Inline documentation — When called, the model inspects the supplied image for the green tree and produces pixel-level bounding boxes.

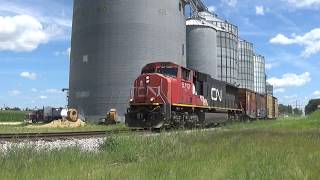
[279,104,294,116]
[293,108,303,116]
[305,99,320,115]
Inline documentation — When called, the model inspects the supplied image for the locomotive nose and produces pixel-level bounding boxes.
[132,74,168,104]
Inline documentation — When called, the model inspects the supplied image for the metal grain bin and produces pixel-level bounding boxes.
[266,83,273,96]
[69,0,187,121]
[186,19,218,79]
[254,54,266,94]
[198,12,239,85]
[238,40,254,91]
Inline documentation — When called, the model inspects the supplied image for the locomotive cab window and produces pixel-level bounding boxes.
[194,79,204,96]
[181,68,190,81]
[141,68,156,74]
[156,67,178,77]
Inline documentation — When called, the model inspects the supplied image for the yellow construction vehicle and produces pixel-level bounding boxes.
[99,109,118,125]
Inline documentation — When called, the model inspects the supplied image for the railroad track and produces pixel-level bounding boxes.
[0,129,148,141]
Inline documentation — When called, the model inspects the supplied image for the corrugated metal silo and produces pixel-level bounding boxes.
[199,12,239,85]
[266,82,273,96]
[186,19,218,79]
[69,0,187,121]
[238,40,254,90]
[254,54,266,94]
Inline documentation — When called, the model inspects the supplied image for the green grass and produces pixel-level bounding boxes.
[0,110,27,122]
[1,111,320,180]
[225,111,320,131]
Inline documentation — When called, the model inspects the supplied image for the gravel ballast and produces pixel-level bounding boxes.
[0,138,106,154]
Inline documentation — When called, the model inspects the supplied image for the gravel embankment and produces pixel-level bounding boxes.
[0,128,225,154]
[0,138,106,154]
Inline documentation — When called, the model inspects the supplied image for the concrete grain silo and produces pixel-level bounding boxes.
[186,18,218,79]
[238,40,254,90]
[69,0,187,121]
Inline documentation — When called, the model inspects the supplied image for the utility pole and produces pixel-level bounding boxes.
[292,100,304,116]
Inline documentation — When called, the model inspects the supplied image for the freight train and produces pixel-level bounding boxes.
[125,62,278,129]
[26,107,63,123]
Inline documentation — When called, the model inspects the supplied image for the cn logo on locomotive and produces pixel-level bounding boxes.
[211,88,223,102]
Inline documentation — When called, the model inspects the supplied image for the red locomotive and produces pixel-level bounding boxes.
[125,62,243,129]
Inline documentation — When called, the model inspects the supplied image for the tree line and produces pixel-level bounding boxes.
[278,104,303,116]
[305,98,320,115]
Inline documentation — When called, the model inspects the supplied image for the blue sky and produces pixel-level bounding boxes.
[0,0,319,109]
[205,0,320,109]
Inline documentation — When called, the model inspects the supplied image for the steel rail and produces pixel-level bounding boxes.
[0,129,148,141]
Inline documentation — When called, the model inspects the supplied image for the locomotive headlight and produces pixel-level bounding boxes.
[146,76,150,84]
[129,98,133,102]
[150,97,155,102]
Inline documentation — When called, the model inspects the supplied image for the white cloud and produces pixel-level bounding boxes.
[66,47,71,57]
[287,0,320,8]
[222,0,237,7]
[8,90,21,96]
[54,47,71,57]
[267,72,311,88]
[31,88,38,93]
[270,28,320,58]
[46,89,62,94]
[208,6,216,12]
[265,62,279,70]
[285,94,298,99]
[274,88,286,93]
[313,90,320,98]
[0,15,48,52]
[0,2,72,27]
[39,96,48,99]
[255,5,265,15]
[270,34,297,45]
[0,1,72,47]
[20,71,37,80]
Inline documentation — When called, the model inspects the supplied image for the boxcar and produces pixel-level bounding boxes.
[266,95,273,119]
[239,89,257,119]
[266,95,279,119]
[256,93,267,119]
[274,97,279,118]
